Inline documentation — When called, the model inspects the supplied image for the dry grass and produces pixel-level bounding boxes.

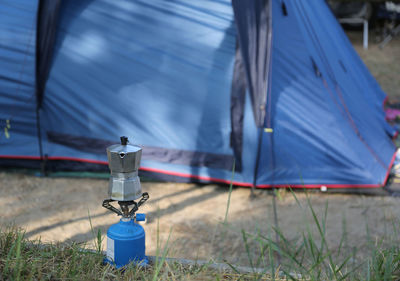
[349,30,400,99]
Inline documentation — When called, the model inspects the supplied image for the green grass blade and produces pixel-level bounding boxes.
[152,228,173,281]
[13,233,23,281]
[223,159,235,225]
[241,229,255,272]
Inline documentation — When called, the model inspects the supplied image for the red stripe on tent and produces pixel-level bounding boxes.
[256,184,380,189]
[383,96,388,109]
[0,155,253,187]
[138,166,254,187]
[0,154,396,189]
[259,150,397,189]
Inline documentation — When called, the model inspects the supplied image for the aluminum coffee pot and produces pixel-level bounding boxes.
[107,136,142,201]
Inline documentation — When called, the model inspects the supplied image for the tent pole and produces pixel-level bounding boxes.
[35,103,45,176]
[266,128,281,265]
[251,127,264,196]
[271,186,280,262]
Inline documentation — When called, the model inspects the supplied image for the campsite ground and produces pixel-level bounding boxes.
[1,31,400,267]
[349,31,400,98]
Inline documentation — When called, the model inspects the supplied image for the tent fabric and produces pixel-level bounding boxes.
[35,0,62,108]
[256,0,395,187]
[0,0,39,157]
[229,43,246,172]
[0,0,396,189]
[47,131,235,171]
[231,0,271,128]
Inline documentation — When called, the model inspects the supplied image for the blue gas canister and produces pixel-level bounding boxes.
[105,214,147,268]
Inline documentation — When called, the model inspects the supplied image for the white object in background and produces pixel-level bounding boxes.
[363,20,368,50]
[320,185,327,192]
[386,2,400,13]
[338,18,369,49]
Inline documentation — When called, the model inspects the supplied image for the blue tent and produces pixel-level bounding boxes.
[0,0,396,189]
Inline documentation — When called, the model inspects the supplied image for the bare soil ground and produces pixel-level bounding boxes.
[1,172,400,266]
[0,31,399,266]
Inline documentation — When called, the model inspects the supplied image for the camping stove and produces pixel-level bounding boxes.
[102,136,149,267]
